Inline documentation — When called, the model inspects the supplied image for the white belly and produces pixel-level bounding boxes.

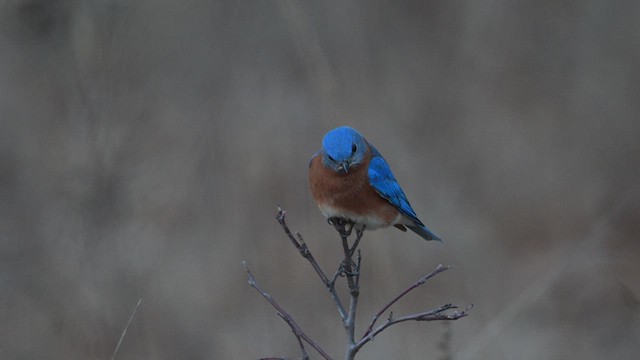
[318,204,400,230]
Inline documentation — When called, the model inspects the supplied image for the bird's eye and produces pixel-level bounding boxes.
[351,143,357,154]
[327,155,336,162]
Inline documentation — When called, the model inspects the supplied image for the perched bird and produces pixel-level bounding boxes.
[309,126,441,241]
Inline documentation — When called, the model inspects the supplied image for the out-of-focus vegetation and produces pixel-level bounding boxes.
[1,1,638,359]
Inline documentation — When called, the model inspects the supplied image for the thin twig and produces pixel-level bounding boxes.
[110,298,143,360]
[354,250,361,288]
[340,234,357,293]
[362,264,451,339]
[277,207,347,321]
[348,229,364,258]
[330,219,361,360]
[277,313,310,360]
[243,261,334,360]
[355,304,472,352]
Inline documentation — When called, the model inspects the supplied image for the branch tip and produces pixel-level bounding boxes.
[244,255,333,360]
[296,232,305,244]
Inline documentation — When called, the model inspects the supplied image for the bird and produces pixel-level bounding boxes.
[308,126,441,241]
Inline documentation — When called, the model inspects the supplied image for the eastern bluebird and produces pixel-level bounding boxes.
[309,126,441,241]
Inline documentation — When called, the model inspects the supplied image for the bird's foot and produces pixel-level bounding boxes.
[338,258,359,277]
[328,217,355,237]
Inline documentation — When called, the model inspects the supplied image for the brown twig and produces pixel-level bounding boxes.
[330,219,363,360]
[362,264,451,339]
[244,261,333,360]
[277,207,347,321]
[348,229,364,258]
[355,304,473,352]
[277,312,310,360]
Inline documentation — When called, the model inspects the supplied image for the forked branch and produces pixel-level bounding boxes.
[362,264,452,339]
[243,261,333,360]
[247,207,471,360]
[277,207,347,321]
[355,304,472,352]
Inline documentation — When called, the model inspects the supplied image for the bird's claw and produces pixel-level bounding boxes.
[338,258,359,277]
[328,217,355,237]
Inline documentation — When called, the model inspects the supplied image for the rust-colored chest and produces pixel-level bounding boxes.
[308,152,398,222]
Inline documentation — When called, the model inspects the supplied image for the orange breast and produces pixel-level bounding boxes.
[308,149,400,226]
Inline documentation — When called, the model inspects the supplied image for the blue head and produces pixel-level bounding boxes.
[321,126,368,174]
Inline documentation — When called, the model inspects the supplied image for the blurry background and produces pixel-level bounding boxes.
[1,1,639,359]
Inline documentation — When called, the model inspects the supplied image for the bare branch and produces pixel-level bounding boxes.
[277,312,310,360]
[329,218,363,360]
[354,250,361,288]
[277,207,347,321]
[250,209,471,360]
[355,304,473,351]
[362,264,452,339]
[243,261,334,360]
[340,232,358,294]
[349,229,364,258]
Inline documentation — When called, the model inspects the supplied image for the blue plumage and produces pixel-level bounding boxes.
[310,126,441,242]
[367,152,441,241]
[367,156,419,222]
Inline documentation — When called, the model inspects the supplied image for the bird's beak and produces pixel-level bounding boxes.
[337,161,349,174]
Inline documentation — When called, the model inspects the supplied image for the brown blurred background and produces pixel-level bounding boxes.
[1,1,639,359]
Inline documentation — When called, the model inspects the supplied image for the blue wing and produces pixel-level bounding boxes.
[368,152,441,241]
[367,155,421,224]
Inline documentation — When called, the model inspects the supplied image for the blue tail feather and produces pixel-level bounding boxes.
[407,224,442,242]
